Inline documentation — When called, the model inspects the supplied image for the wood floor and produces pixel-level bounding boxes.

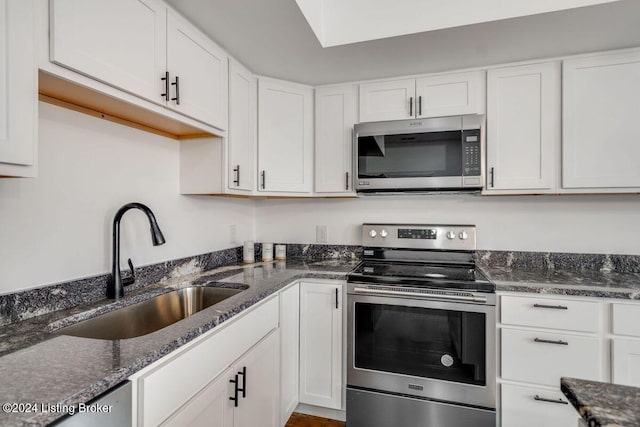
[285,412,346,427]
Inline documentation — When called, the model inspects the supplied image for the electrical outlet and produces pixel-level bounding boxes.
[229,224,237,244]
[316,225,328,243]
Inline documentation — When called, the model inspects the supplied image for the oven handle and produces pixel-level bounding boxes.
[352,287,487,303]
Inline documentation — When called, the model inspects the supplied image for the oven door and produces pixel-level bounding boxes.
[347,289,496,409]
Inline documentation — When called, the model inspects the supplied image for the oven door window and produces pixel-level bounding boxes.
[354,303,486,386]
[357,131,462,179]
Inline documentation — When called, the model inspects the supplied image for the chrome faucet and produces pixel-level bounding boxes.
[107,203,166,299]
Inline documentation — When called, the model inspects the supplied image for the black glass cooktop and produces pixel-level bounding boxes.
[348,261,495,293]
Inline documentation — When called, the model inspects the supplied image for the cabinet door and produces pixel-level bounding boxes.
[486,63,559,192]
[228,60,256,192]
[563,50,640,189]
[0,0,36,177]
[501,384,579,427]
[50,0,166,105]
[279,284,300,426]
[299,282,343,409]
[359,79,415,122]
[161,366,234,427]
[258,78,313,193]
[167,11,228,130]
[612,339,640,387]
[315,85,357,193]
[233,331,279,427]
[416,71,484,118]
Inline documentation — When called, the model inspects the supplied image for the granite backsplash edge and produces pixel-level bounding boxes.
[2,246,639,327]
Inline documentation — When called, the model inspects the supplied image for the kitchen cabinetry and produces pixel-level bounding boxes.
[485,62,560,194]
[299,281,343,410]
[134,296,278,427]
[227,60,256,193]
[315,85,357,194]
[358,71,484,122]
[50,0,228,130]
[498,293,601,426]
[258,78,313,194]
[0,0,37,178]
[611,302,640,387]
[279,283,300,425]
[562,50,640,191]
[163,331,279,427]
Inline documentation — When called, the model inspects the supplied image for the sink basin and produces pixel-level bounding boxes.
[56,286,243,340]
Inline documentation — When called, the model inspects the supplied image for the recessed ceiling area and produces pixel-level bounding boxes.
[294,0,622,47]
[165,0,640,85]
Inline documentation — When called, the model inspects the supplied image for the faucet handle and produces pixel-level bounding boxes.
[123,258,136,286]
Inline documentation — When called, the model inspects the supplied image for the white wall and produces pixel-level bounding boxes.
[254,195,640,255]
[0,103,255,294]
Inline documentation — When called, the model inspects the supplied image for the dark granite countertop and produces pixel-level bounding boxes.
[0,259,358,427]
[561,377,640,426]
[483,266,640,299]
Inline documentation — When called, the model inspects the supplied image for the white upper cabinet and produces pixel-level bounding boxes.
[359,71,484,122]
[166,10,228,129]
[257,78,313,194]
[227,60,256,193]
[415,71,484,118]
[50,0,166,105]
[359,78,415,122]
[485,62,560,193]
[50,0,228,130]
[0,0,37,178]
[563,50,640,190]
[315,85,357,194]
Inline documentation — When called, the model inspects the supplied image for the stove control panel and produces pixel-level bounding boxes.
[362,224,476,250]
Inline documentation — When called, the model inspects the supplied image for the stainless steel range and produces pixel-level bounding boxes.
[346,224,496,427]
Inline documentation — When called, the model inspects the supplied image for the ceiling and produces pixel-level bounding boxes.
[165,0,640,85]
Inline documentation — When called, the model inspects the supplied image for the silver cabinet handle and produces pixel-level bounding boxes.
[345,172,349,190]
[233,165,240,186]
[533,303,568,310]
[534,395,568,405]
[418,95,422,116]
[409,96,413,116]
[534,337,568,345]
[261,170,265,189]
[335,288,339,309]
[161,71,170,101]
[490,167,495,187]
[171,76,180,105]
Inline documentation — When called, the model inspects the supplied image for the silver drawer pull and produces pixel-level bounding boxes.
[534,395,568,405]
[534,337,568,346]
[533,303,568,310]
[353,287,486,303]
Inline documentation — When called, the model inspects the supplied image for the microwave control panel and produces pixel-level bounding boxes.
[462,129,481,176]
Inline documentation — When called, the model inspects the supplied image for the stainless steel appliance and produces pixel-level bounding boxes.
[346,224,496,427]
[354,115,485,193]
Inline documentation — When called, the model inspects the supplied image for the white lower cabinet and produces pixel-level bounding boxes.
[135,296,279,427]
[299,281,343,410]
[498,293,601,426]
[279,283,300,425]
[501,384,578,427]
[612,339,640,387]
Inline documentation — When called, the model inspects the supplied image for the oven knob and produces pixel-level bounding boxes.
[380,229,388,238]
[368,229,377,238]
[459,231,468,240]
[446,231,456,239]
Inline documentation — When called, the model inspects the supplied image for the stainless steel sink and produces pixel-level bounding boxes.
[56,286,244,340]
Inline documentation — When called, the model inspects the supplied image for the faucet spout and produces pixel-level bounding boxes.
[107,203,166,299]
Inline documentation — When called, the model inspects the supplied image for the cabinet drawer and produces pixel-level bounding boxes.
[139,296,279,427]
[501,328,601,386]
[501,383,579,427]
[501,295,600,332]
[612,303,640,337]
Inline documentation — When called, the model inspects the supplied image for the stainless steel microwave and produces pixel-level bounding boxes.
[354,115,485,193]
